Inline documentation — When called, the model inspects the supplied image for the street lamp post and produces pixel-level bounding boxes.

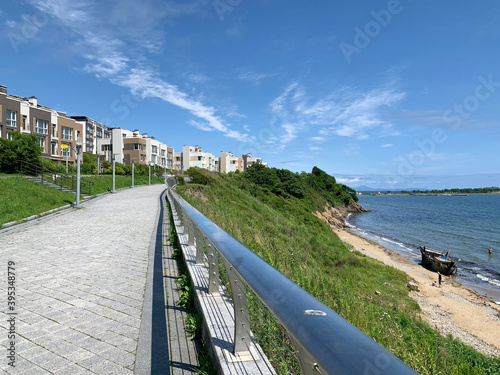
[132,160,135,188]
[112,155,116,193]
[75,145,82,208]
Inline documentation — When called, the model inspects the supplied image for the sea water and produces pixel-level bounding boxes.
[347,194,500,303]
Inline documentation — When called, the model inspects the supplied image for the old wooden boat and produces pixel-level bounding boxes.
[419,246,457,275]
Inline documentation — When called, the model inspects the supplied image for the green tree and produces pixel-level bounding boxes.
[0,132,41,173]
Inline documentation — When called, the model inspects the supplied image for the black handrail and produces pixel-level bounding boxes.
[18,160,94,196]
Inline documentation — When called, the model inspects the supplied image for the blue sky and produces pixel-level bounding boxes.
[1,0,500,189]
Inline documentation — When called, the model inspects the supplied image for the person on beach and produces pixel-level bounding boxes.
[438,272,442,287]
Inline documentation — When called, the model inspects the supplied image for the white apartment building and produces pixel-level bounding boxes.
[182,145,217,171]
[220,152,243,173]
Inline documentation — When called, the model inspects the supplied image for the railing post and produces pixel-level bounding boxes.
[195,228,204,265]
[223,260,252,356]
[207,242,219,295]
[187,217,195,246]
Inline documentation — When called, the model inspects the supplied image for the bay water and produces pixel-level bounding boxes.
[347,194,500,303]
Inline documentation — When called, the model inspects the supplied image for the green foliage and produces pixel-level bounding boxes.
[82,153,96,164]
[0,176,74,225]
[415,187,500,195]
[176,170,500,374]
[0,132,41,173]
[186,167,216,185]
[185,311,203,339]
[196,346,218,375]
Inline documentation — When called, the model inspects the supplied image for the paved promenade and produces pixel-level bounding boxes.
[0,185,190,374]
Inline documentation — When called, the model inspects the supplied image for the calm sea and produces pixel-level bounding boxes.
[347,194,500,304]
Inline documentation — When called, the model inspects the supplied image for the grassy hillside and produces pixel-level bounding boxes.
[0,174,165,226]
[0,176,75,226]
[177,167,500,375]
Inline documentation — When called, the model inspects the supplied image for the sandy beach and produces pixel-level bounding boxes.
[334,227,500,357]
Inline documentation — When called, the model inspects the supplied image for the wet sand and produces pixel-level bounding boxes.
[334,227,500,357]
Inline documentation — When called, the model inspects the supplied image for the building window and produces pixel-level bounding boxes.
[152,145,158,154]
[122,133,126,137]
[61,126,72,140]
[37,136,45,151]
[51,142,57,155]
[134,143,141,150]
[22,115,27,130]
[6,110,17,127]
[152,155,157,164]
[140,154,145,161]
[61,143,71,157]
[161,150,165,157]
[103,144,112,151]
[168,152,172,159]
[35,119,48,134]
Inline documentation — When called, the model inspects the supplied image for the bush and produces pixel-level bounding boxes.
[186,167,216,185]
[0,132,41,173]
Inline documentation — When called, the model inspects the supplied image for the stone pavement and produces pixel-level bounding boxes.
[0,185,195,374]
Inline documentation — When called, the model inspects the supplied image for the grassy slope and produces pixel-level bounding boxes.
[0,174,165,226]
[177,173,500,375]
[84,174,165,195]
[0,176,75,225]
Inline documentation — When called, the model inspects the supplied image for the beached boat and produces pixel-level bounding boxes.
[419,246,457,275]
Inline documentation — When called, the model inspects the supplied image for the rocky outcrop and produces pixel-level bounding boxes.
[314,203,370,229]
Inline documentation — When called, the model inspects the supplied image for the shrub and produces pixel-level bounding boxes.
[0,132,41,173]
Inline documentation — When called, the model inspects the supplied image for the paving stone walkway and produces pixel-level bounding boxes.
[0,185,173,374]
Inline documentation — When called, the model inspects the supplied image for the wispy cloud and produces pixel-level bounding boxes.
[187,73,211,84]
[238,70,277,85]
[27,0,250,141]
[268,79,406,150]
[382,143,393,148]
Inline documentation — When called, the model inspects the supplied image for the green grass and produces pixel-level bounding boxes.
[0,173,166,226]
[84,174,165,195]
[176,172,500,375]
[0,176,75,226]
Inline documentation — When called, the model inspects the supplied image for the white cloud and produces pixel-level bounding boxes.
[239,70,277,85]
[187,73,211,83]
[309,136,326,142]
[268,79,406,150]
[382,144,393,148]
[336,177,360,185]
[27,0,250,142]
[309,146,323,152]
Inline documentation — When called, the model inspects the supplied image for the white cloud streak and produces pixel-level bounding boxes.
[268,80,406,150]
[27,0,249,141]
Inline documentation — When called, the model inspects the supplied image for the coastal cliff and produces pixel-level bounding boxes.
[314,203,370,229]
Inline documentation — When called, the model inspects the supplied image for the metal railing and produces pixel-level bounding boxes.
[19,160,94,196]
[166,178,419,375]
